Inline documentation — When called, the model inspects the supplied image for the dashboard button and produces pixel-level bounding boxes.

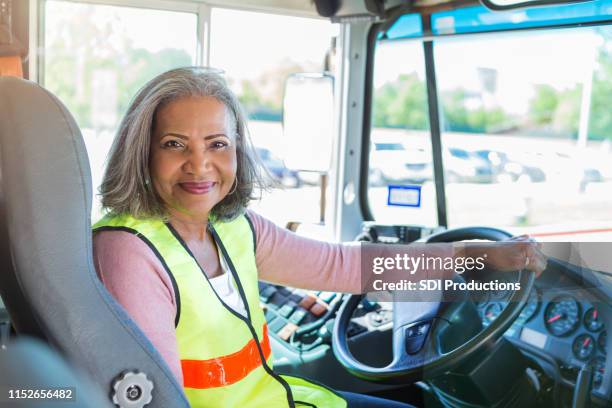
[265,309,277,321]
[278,302,296,318]
[309,303,327,317]
[289,309,308,325]
[277,323,299,341]
[405,322,430,355]
[298,294,317,309]
[259,285,277,303]
[319,292,336,303]
[269,318,288,333]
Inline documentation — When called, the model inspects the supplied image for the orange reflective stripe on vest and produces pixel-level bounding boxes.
[181,324,271,389]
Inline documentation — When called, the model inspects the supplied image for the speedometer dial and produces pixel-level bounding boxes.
[544,296,580,337]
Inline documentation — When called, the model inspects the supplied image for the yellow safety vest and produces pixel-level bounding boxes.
[94,213,347,408]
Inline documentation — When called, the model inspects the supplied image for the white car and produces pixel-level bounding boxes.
[369,142,432,185]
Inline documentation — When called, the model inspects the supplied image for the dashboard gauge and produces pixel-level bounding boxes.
[572,334,596,361]
[599,331,607,354]
[593,357,605,387]
[516,289,540,324]
[584,307,604,332]
[544,296,581,337]
[484,303,503,325]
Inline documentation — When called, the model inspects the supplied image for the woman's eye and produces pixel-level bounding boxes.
[211,140,229,149]
[163,140,184,149]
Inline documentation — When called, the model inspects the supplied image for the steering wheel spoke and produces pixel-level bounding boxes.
[389,318,444,373]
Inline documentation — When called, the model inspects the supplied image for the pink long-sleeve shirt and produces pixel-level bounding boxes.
[93,210,362,385]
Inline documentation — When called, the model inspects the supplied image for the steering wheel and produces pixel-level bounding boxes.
[332,227,535,384]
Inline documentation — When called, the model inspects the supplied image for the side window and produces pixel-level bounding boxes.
[434,27,612,236]
[209,8,337,227]
[368,38,438,225]
[43,0,198,219]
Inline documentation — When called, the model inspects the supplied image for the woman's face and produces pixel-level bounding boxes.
[150,96,237,221]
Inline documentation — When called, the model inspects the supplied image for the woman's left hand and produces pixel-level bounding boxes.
[477,235,548,277]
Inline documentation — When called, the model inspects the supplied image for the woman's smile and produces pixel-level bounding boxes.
[179,181,217,195]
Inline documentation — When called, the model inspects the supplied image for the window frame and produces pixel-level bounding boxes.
[362,4,612,228]
[361,22,448,227]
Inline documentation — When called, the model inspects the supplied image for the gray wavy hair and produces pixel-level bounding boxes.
[99,67,269,221]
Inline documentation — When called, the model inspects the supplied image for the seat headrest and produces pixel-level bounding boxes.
[0,77,188,407]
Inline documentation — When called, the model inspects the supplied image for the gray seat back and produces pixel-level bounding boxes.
[0,77,189,408]
[0,336,107,407]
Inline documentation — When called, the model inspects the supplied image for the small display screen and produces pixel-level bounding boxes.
[520,327,548,349]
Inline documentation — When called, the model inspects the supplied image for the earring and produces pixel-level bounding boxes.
[228,178,238,195]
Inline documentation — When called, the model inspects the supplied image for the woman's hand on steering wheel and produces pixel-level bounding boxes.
[463,235,548,277]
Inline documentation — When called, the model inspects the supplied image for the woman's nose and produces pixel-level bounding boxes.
[183,149,210,175]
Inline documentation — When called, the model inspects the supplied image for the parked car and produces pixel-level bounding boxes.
[474,149,546,183]
[369,142,432,185]
[444,147,494,183]
[255,147,302,187]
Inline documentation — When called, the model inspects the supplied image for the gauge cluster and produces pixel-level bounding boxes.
[474,283,608,391]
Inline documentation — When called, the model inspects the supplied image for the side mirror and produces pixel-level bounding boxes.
[282,73,334,172]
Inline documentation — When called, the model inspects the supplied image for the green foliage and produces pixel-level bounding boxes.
[588,30,612,140]
[524,28,612,141]
[237,60,308,121]
[44,6,192,131]
[554,85,582,137]
[117,48,192,114]
[440,88,510,133]
[373,73,429,130]
[529,84,559,125]
[527,83,582,137]
[373,73,512,133]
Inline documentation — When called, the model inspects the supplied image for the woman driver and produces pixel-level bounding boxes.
[92,67,546,408]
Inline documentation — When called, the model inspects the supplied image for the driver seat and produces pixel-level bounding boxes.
[0,77,189,407]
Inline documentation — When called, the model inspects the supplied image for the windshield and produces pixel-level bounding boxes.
[367,14,612,241]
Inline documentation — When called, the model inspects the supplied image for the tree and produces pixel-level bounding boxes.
[372,73,429,130]
[44,4,192,131]
[588,28,612,141]
[527,84,582,138]
[440,88,510,133]
[118,48,192,114]
[236,59,316,121]
[529,84,559,125]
